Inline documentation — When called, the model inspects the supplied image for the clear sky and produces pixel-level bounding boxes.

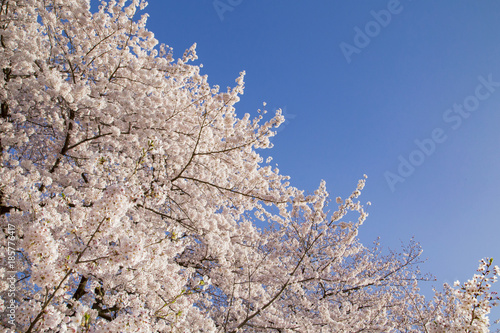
[142,0,500,324]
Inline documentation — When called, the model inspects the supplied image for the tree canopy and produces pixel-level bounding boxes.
[0,1,498,332]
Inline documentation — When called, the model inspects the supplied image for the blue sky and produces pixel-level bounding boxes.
[143,0,500,323]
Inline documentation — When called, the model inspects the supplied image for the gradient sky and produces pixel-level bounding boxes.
[141,0,500,324]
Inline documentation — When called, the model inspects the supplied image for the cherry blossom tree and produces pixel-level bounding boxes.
[0,0,498,332]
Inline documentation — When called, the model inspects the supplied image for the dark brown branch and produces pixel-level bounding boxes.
[180,176,287,204]
[66,132,112,151]
[71,276,88,302]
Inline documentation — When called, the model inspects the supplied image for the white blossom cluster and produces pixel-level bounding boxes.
[0,0,498,332]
